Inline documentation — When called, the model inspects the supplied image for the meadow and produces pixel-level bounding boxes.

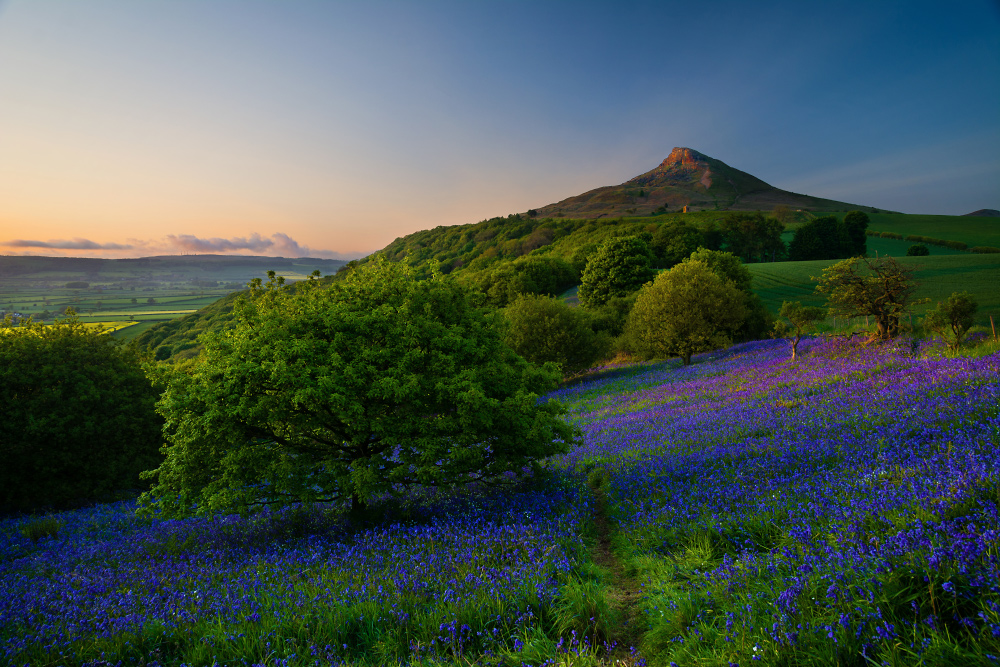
[3,333,999,666]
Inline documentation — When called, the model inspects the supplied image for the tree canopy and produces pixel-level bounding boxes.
[624,259,746,365]
[789,211,868,261]
[502,294,610,377]
[815,255,919,340]
[141,260,577,518]
[0,315,163,513]
[577,236,655,308]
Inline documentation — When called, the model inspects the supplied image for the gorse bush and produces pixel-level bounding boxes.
[0,315,163,513]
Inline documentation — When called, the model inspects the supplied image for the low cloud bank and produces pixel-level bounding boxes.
[2,233,363,260]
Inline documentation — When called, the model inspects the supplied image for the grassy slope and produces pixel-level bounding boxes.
[749,254,1000,325]
[5,338,999,666]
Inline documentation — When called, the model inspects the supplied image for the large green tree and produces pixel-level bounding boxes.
[141,260,577,518]
[624,260,746,365]
[0,315,163,513]
[687,247,773,341]
[577,236,655,308]
[502,294,611,376]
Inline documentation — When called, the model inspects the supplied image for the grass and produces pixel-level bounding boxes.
[748,253,1000,325]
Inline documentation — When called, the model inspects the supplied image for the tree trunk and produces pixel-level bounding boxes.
[349,492,368,520]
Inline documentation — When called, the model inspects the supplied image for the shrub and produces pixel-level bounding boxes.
[503,295,611,376]
[0,316,163,513]
[971,246,1000,254]
[907,243,930,256]
[923,291,978,353]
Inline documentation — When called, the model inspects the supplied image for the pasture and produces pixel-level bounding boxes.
[3,335,998,666]
[748,253,1000,326]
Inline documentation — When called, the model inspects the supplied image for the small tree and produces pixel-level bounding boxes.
[773,301,826,360]
[0,315,163,512]
[624,260,746,365]
[141,260,577,518]
[503,295,611,376]
[906,244,930,256]
[578,236,654,308]
[922,291,978,352]
[814,255,919,340]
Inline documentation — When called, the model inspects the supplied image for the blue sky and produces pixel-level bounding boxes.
[1,0,997,258]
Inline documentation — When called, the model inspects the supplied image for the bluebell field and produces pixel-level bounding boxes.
[2,337,999,666]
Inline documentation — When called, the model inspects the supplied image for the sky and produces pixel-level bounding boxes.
[1,1,998,260]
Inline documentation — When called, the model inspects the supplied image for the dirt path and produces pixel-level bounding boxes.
[588,479,647,666]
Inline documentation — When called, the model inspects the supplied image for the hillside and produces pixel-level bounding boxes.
[4,338,998,665]
[533,147,879,218]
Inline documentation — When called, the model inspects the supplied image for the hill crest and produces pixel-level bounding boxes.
[533,148,876,218]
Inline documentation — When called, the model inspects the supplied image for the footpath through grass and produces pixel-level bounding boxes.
[551,336,1000,666]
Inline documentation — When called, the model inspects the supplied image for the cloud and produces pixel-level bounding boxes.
[165,233,275,253]
[6,238,134,250]
[1,232,365,260]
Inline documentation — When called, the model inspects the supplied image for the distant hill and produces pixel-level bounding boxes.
[0,254,348,285]
[963,209,1000,217]
[533,147,878,218]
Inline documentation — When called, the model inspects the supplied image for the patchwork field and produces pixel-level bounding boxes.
[3,336,998,666]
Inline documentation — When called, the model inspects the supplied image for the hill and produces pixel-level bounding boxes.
[533,147,879,218]
[4,338,998,665]
[964,209,1000,217]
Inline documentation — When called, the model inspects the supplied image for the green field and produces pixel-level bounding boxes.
[749,253,1000,326]
[0,255,348,337]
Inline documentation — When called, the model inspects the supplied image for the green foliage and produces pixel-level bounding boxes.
[923,291,978,352]
[842,210,870,255]
[141,260,578,518]
[0,316,163,513]
[578,237,655,308]
[815,255,920,340]
[686,248,772,342]
[789,210,868,261]
[18,515,64,541]
[687,247,752,293]
[502,295,611,377]
[649,220,705,268]
[471,256,577,307]
[907,243,930,256]
[624,260,746,365]
[721,212,785,263]
[774,301,827,360]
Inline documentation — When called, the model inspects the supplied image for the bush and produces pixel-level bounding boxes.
[907,243,930,256]
[0,316,163,513]
[971,246,1000,254]
[502,295,611,376]
[923,291,978,353]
